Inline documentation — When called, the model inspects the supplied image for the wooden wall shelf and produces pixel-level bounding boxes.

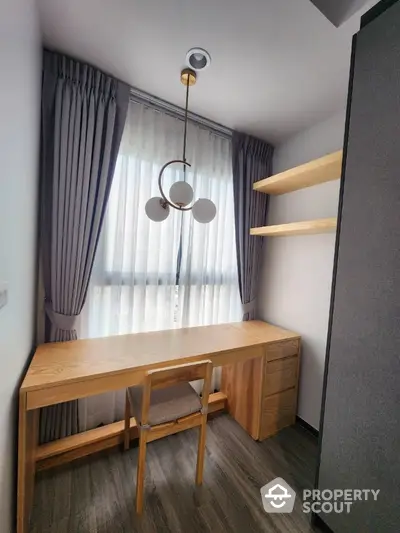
[250,218,337,237]
[254,150,343,195]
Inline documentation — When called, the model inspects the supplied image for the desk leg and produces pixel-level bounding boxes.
[17,392,38,533]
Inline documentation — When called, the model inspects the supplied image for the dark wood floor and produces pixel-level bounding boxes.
[30,415,323,533]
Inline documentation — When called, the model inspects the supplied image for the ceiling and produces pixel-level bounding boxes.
[37,0,377,144]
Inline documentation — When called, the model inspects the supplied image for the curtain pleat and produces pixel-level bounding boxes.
[77,101,241,431]
[232,131,274,321]
[39,50,129,443]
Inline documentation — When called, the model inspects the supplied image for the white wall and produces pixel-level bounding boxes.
[0,0,40,531]
[258,110,345,430]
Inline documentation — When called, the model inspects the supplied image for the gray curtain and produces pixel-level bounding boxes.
[232,131,274,321]
[39,50,129,442]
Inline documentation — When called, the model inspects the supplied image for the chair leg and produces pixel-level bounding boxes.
[136,430,147,514]
[195,416,207,485]
[124,391,131,451]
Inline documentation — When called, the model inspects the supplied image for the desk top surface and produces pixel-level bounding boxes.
[21,321,299,392]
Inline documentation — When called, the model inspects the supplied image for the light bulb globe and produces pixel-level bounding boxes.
[192,198,217,223]
[169,181,194,207]
[145,197,170,222]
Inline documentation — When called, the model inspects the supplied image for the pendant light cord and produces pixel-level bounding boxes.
[182,76,190,180]
[176,75,190,286]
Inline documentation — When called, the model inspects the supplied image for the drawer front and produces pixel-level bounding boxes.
[264,356,298,397]
[259,388,297,440]
[265,340,299,362]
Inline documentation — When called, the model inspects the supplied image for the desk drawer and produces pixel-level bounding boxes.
[265,340,299,362]
[264,356,298,397]
[259,388,297,440]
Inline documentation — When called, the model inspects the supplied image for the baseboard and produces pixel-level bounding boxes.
[296,416,319,438]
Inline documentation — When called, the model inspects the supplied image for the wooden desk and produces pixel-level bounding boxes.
[17,320,300,533]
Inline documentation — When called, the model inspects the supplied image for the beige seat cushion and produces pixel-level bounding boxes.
[127,382,202,427]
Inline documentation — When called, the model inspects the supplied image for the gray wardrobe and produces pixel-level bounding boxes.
[316,1,400,532]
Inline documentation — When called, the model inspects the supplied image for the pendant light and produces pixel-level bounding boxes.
[145,68,217,224]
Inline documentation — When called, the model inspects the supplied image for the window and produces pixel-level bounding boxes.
[80,100,241,339]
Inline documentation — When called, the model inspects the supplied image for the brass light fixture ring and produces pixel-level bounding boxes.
[158,159,193,211]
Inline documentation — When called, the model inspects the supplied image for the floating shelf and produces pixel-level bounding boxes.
[254,150,343,195]
[250,218,337,237]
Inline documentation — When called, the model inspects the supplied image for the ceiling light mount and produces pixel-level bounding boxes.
[180,68,197,86]
[186,48,211,71]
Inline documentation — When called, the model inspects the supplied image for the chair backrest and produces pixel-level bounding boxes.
[140,360,213,426]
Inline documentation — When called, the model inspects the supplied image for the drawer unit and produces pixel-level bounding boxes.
[259,388,297,440]
[221,339,300,440]
[263,355,298,397]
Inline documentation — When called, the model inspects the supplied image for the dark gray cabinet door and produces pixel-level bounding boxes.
[317,2,400,532]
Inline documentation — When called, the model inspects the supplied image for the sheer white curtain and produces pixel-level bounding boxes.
[78,101,241,431]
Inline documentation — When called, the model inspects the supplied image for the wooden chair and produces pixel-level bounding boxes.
[124,360,213,514]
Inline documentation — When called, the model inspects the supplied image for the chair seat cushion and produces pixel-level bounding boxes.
[127,382,202,427]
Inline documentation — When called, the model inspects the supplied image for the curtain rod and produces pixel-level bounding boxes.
[42,47,232,138]
[129,86,233,140]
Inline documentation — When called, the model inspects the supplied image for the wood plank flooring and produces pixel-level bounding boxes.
[30,415,322,533]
